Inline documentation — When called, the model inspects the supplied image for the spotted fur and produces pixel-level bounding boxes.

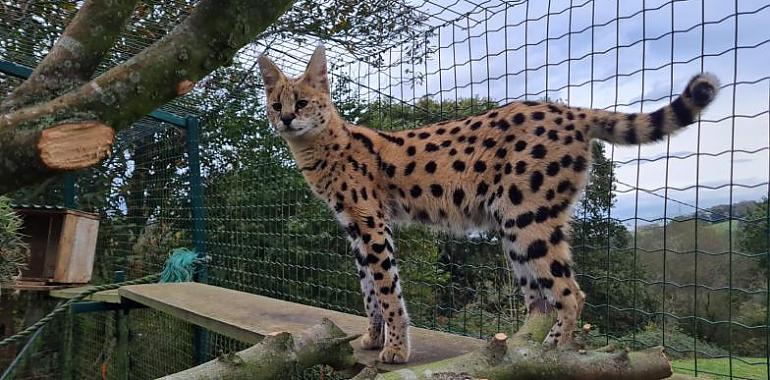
[258,45,719,364]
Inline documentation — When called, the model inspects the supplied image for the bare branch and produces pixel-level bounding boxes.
[0,0,140,112]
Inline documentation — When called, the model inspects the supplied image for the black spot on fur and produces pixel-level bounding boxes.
[453,189,465,206]
[527,240,548,260]
[453,160,466,172]
[512,113,526,125]
[517,212,534,228]
[550,260,568,277]
[538,277,554,289]
[508,185,523,205]
[352,132,375,154]
[531,144,547,159]
[425,161,437,173]
[430,184,444,197]
[557,180,572,193]
[550,227,564,244]
[535,126,546,136]
[404,162,416,176]
[474,161,487,173]
[410,185,422,198]
[496,148,507,158]
[477,182,489,196]
[546,161,560,176]
[514,141,527,151]
[425,143,439,152]
[483,138,496,148]
[381,257,392,271]
[418,132,430,139]
[547,130,559,141]
[560,154,573,168]
[406,146,416,156]
[378,132,405,145]
[532,111,545,120]
[515,161,527,175]
[530,171,544,192]
[471,121,483,130]
[573,156,587,172]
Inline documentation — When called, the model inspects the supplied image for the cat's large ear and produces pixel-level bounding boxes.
[258,54,285,94]
[301,44,330,93]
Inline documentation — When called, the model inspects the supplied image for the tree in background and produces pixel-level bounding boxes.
[739,197,769,274]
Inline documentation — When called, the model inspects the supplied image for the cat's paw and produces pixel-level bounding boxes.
[360,328,384,350]
[379,344,410,364]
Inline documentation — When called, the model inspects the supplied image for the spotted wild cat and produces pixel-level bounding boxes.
[257,45,719,364]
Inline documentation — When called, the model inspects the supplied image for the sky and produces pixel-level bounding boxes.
[265,0,770,224]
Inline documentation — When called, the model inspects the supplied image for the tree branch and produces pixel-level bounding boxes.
[0,0,140,112]
[0,0,293,194]
[158,318,359,380]
[354,309,676,380]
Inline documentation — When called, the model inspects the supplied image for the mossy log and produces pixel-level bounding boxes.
[156,318,360,380]
[353,309,684,380]
[0,0,293,194]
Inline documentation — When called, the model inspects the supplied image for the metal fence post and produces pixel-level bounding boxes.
[62,174,76,208]
[185,116,208,364]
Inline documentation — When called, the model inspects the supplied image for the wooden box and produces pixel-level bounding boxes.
[14,206,100,284]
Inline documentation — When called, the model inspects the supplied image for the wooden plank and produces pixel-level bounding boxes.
[119,282,484,370]
[2,281,72,291]
[50,286,121,303]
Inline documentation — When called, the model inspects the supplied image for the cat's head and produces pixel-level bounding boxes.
[258,45,334,138]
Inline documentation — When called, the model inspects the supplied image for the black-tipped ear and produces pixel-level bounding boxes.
[301,44,329,93]
[258,54,285,93]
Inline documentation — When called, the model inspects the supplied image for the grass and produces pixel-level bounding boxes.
[673,357,768,379]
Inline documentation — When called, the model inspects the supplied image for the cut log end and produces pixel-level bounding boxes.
[176,80,196,95]
[37,122,115,170]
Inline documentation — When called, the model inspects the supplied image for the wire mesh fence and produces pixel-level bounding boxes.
[1,0,769,379]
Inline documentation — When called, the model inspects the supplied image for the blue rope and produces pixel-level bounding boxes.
[160,248,206,283]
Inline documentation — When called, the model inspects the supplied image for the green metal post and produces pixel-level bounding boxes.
[63,174,76,208]
[185,117,208,364]
[113,271,129,380]
[61,302,74,380]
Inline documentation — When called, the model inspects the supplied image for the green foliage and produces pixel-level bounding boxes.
[673,357,768,380]
[0,196,28,292]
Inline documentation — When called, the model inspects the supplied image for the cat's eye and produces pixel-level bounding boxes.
[296,100,309,109]
[272,103,282,111]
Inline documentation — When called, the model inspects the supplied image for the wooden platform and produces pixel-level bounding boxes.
[119,282,483,370]
[3,280,77,291]
[50,286,121,303]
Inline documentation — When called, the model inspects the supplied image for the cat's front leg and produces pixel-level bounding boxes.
[346,217,410,364]
[353,258,385,349]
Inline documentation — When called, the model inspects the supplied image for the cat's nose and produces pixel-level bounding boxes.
[281,114,295,126]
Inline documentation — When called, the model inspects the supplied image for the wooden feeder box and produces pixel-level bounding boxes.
[13,205,100,284]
